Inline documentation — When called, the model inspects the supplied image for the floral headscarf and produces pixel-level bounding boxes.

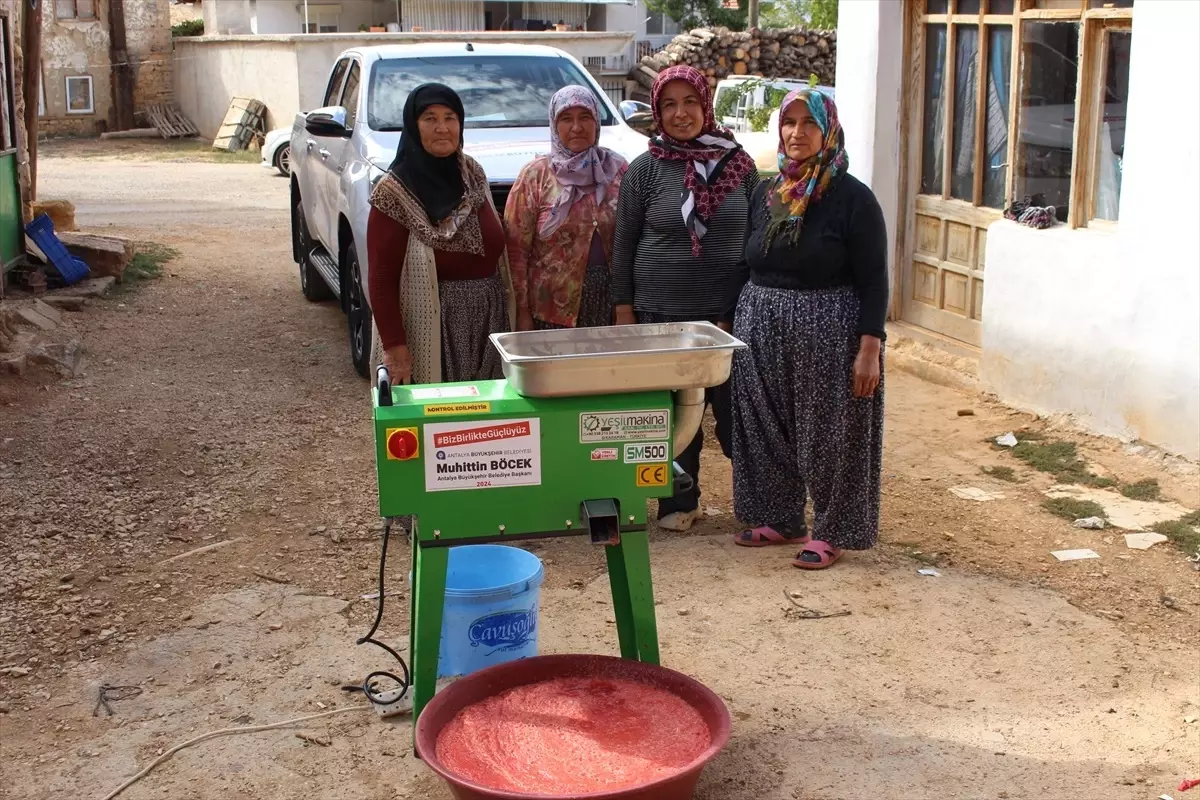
[765,88,849,249]
[648,65,756,257]
[540,86,627,237]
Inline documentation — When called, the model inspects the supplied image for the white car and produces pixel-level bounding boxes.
[261,127,292,176]
[289,42,650,377]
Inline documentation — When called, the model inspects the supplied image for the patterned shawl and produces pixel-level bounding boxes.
[648,65,756,257]
[369,155,491,255]
[765,88,849,250]
[541,85,627,237]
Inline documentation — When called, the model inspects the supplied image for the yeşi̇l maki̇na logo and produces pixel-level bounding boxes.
[468,608,537,654]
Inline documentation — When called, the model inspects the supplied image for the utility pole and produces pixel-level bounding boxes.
[747,0,759,30]
[22,0,42,200]
[108,0,135,131]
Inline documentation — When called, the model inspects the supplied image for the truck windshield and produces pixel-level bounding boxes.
[367,55,615,130]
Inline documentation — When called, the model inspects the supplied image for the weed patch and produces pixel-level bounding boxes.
[1043,497,1107,521]
[1010,439,1114,487]
[1151,513,1200,554]
[982,465,1018,482]
[117,242,179,293]
[1119,478,1162,501]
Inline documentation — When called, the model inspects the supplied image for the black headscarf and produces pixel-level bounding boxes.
[389,83,466,223]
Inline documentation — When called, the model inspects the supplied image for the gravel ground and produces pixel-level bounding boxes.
[0,146,1196,800]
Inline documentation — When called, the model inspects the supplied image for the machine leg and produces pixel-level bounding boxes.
[410,541,449,729]
[606,531,660,665]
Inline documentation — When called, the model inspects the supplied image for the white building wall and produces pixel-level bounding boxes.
[980,0,1200,459]
[836,0,1200,459]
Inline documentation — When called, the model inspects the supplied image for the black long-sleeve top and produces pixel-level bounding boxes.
[611,152,759,321]
[731,174,890,339]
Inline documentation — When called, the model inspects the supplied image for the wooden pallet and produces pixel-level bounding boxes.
[145,104,199,139]
[212,97,266,152]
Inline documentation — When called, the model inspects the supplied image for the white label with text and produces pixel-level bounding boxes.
[579,409,670,443]
[423,417,541,492]
[590,448,619,461]
[410,385,481,401]
[623,442,669,463]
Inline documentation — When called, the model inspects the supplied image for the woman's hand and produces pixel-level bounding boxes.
[614,305,636,326]
[852,335,881,398]
[516,310,534,332]
[383,345,413,385]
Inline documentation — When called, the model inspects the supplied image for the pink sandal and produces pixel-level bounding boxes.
[792,541,843,570]
[734,525,811,548]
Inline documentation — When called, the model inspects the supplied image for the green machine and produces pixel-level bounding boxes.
[370,322,745,726]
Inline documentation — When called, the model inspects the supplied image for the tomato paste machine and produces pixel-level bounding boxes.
[370,322,745,728]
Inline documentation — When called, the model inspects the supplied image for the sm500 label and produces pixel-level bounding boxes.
[624,441,668,463]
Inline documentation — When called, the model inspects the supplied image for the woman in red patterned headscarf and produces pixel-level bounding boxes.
[610,65,759,533]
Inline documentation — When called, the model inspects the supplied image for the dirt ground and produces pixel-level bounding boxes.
[1,145,1197,800]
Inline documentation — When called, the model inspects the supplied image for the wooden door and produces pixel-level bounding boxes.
[901,0,1016,347]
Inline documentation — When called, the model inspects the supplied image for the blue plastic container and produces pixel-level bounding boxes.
[25,214,90,286]
[428,545,545,679]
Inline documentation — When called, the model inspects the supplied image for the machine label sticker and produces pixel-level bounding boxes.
[623,442,668,464]
[424,401,491,416]
[579,409,670,443]
[590,447,619,461]
[423,417,541,492]
[635,463,670,488]
[468,607,538,655]
[410,385,481,401]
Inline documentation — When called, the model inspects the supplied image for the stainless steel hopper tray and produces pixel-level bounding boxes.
[489,322,746,398]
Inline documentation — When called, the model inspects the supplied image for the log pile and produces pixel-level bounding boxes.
[630,27,836,93]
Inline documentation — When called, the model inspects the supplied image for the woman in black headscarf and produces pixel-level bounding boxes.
[367,83,514,385]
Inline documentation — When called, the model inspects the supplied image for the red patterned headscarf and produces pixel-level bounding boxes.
[648,65,756,257]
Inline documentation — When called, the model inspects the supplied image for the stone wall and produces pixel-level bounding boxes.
[126,0,173,111]
[40,0,172,137]
[630,26,837,93]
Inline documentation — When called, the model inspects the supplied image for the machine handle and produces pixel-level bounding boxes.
[671,461,694,495]
[376,365,393,406]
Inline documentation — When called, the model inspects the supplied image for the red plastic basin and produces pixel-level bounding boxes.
[414,654,732,800]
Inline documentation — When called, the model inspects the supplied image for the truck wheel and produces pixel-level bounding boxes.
[295,197,332,302]
[345,242,373,379]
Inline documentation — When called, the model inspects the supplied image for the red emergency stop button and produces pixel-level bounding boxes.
[386,428,419,461]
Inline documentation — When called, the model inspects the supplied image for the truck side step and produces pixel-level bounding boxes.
[308,247,341,299]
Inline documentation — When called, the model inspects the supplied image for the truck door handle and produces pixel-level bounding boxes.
[306,139,316,152]
[319,149,330,160]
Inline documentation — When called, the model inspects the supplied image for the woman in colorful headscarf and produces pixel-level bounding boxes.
[728,88,888,569]
[611,65,759,533]
[366,83,514,386]
[504,85,628,330]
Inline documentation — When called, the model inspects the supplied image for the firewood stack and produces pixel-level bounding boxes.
[630,27,837,93]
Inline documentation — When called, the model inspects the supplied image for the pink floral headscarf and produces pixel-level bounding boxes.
[541,85,627,237]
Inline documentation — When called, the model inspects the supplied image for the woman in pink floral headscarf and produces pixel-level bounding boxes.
[504,85,628,330]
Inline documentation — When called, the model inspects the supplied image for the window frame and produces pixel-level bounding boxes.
[340,59,362,129]
[914,0,1134,228]
[55,0,97,20]
[64,74,94,115]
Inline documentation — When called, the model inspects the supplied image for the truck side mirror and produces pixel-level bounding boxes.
[305,106,352,138]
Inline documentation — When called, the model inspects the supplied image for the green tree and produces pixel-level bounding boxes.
[761,0,837,29]
[646,0,749,31]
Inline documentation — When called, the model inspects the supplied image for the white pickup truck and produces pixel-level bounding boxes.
[289,42,650,377]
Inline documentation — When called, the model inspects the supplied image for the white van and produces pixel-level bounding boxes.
[713,76,835,133]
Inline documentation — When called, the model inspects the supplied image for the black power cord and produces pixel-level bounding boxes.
[342,517,410,707]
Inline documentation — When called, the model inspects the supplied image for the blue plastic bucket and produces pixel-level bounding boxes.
[427,545,544,679]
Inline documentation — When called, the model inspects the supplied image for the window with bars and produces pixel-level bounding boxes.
[55,0,96,20]
[916,0,1133,225]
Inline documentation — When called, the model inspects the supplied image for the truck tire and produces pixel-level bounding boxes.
[295,196,333,302]
[344,242,373,379]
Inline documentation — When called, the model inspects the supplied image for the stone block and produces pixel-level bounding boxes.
[58,232,134,279]
[41,296,86,312]
[56,276,117,298]
[31,200,76,233]
[0,353,26,376]
[31,299,63,326]
[14,307,57,332]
